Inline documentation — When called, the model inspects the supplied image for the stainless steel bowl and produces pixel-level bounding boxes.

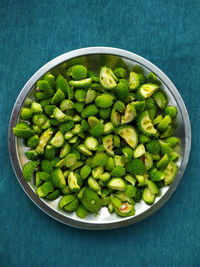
[8,47,191,230]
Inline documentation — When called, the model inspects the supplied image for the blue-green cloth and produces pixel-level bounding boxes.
[1,0,199,266]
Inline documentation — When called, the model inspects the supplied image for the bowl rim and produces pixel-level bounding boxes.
[8,47,191,230]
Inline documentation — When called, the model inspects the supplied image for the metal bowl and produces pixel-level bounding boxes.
[8,47,191,230]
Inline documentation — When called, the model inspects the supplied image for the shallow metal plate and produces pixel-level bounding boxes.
[8,47,191,230]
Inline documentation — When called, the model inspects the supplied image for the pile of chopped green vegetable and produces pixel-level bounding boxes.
[13,64,180,218]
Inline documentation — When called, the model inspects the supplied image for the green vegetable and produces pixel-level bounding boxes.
[129,72,140,90]
[76,204,88,218]
[56,75,69,96]
[45,189,60,201]
[35,80,54,100]
[78,144,92,156]
[27,135,39,149]
[114,155,125,167]
[88,177,101,194]
[80,165,91,179]
[105,157,115,171]
[146,140,160,154]
[138,83,159,99]
[135,175,148,186]
[153,115,163,125]
[147,72,161,85]
[85,89,96,104]
[144,152,153,170]
[51,88,65,105]
[59,121,74,133]
[107,178,126,191]
[126,159,146,175]
[118,126,138,149]
[24,98,32,107]
[139,134,151,144]
[99,108,111,120]
[121,104,137,124]
[103,122,114,135]
[36,128,53,154]
[125,185,137,198]
[165,137,180,147]
[20,108,33,120]
[138,111,157,136]
[82,104,98,118]
[53,107,65,121]
[68,172,80,192]
[81,187,101,213]
[159,140,173,155]
[163,106,177,119]
[100,66,117,89]
[22,161,39,181]
[132,101,146,113]
[32,114,47,126]
[95,93,114,108]
[36,181,54,198]
[44,73,55,89]
[133,144,145,158]
[157,115,172,132]
[92,166,104,179]
[99,172,111,182]
[92,152,109,167]
[44,145,56,160]
[75,89,87,102]
[31,102,43,114]
[111,108,121,126]
[50,131,64,148]
[52,169,66,189]
[90,122,104,138]
[65,153,77,167]
[114,67,127,78]
[25,150,40,161]
[142,187,155,204]
[114,100,125,113]
[160,125,174,138]
[124,175,136,186]
[60,99,74,111]
[71,65,87,80]
[85,137,98,151]
[59,143,71,158]
[13,122,35,139]
[150,169,165,181]
[164,161,178,185]
[111,166,126,177]
[59,194,76,209]
[35,172,50,186]
[69,78,92,88]
[169,152,179,161]
[153,91,167,110]
[122,146,133,159]
[114,79,129,101]
[103,135,114,156]
[156,154,169,169]
[148,180,158,194]
[88,71,100,82]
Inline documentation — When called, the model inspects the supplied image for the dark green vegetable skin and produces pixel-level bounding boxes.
[13,64,180,218]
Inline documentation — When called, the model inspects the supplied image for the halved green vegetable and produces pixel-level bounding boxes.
[138,83,159,99]
[100,66,117,89]
[118,126,138,149]
[138,111,157,136]
[107,178,126,191]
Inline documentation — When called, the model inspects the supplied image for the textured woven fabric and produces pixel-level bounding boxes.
[0,0,199,266]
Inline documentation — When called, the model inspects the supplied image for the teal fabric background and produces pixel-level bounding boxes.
[1,0,199,266]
